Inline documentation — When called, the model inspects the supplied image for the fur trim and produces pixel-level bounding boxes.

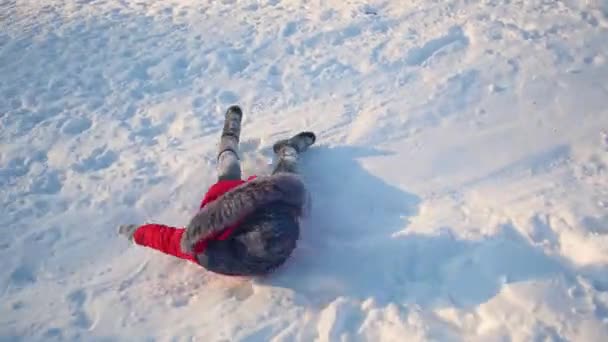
[181,173,306,254]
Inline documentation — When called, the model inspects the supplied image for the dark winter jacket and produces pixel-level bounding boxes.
[131,173,306,276]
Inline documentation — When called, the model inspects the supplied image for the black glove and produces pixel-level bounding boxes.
[118,224,139,242]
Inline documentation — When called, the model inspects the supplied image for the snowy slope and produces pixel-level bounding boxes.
[2,0,608,340]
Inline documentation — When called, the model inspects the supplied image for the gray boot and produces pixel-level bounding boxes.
[217,106,243,180]
[272,132,316,174]
[218,105,243,157]
[272,131,316,154]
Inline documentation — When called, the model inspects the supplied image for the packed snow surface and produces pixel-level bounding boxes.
[1,0,608,340]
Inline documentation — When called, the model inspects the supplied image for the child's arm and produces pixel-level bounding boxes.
[120,224,197,263]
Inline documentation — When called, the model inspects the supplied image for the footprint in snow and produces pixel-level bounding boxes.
[67,289,93,329]
[282,21,297,37]
[72,147,118,173]
[405,26,469,66]
[9,265,37,288]
[28,170,63,195]
[192,96,205,109]
[217,90,239,106]
[61,117,92,135]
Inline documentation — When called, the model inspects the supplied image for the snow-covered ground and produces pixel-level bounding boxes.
[2,0,608,340]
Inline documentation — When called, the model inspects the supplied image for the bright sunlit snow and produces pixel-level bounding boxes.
[1,0,608,340]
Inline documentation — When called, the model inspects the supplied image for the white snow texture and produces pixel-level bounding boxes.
[1,0,608,341]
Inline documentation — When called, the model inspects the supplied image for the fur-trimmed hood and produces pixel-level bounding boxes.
[181,173,307,254]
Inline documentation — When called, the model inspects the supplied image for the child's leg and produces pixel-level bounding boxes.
[217,106,243,181]
[273,146,299,174]
[272,132,316,175]
[218,151,240,180]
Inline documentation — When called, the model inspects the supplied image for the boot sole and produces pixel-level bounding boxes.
[273,131,316,153]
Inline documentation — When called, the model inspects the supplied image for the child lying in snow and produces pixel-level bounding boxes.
[118,105,316,276]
